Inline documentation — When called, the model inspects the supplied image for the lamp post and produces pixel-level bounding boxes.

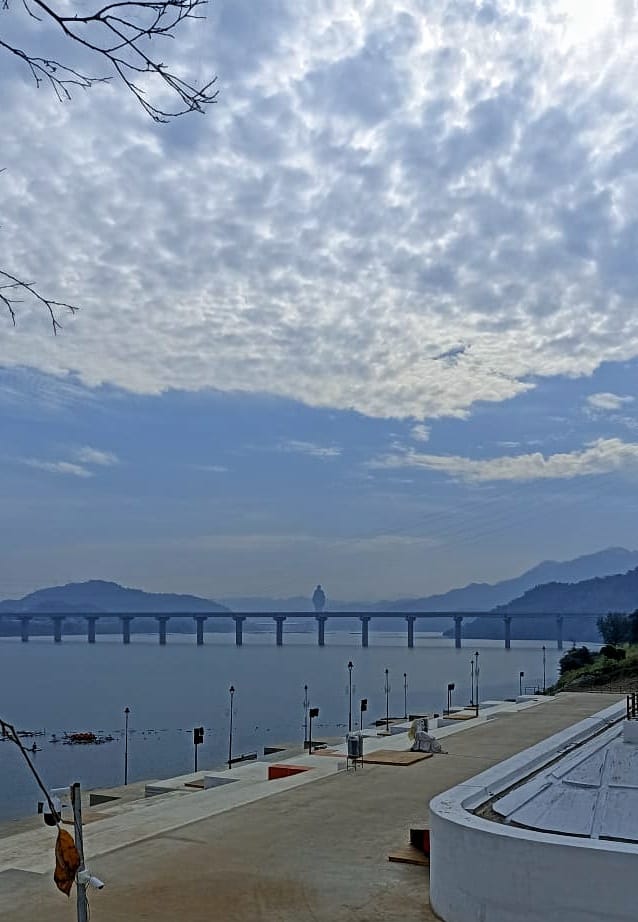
[384,668,390,732]
[519,671,524,696]
[228,685,235,770]
[403,672,408,720]
[474,652,480,718]
[470,659,474,707]
[542,646,546,693]
[124,707,130,786]
[303,684,309,748]
[347,661,354,733]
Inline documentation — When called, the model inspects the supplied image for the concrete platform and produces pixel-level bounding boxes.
[0,693,622,922]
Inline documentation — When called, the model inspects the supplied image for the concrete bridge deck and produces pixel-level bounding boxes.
[0,610,601,649]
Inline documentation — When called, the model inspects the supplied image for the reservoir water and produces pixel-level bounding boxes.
[0,631,562,822]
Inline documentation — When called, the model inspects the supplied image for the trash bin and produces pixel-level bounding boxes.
[347,732,364,760]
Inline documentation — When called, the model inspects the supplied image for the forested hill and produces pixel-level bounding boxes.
[455,567,638,642]
[495,567,638,614]
[0,580,228,614]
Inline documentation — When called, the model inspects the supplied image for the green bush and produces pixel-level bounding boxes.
[559,646,594,675]
[600,644,627,662]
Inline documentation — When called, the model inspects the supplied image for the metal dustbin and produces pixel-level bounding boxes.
[346,732,364,764]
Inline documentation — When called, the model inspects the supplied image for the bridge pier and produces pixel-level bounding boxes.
[157,616,169,645]
[454,615,463,649]
[274,615,286,646]
[87,616,98,644]
[194,616,207,646]
[52,616,64,643]
[406,615,416,648]
[316,616,327,647]
[121,616,133,644]
[20,617,31,643]
[556,615,564,651]
[233,616,245,647]
[504,616,512,650]
[360,616,370,648]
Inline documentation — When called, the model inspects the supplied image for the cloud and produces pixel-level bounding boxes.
[21,445,118,477]
[3,3,638,419]
[278,440,341,459]
[586,393,634,411]
[24,459,92,478]
[76,446,119,466]
[374,438,638,483]
[193,464,228,473]
[411,424,430,443]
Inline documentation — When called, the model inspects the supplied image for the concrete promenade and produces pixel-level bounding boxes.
[0,693,620,921]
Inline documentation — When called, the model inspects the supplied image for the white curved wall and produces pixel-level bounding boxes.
[429,701,637,922]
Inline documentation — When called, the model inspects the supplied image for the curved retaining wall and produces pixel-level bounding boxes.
[429,700,636,922]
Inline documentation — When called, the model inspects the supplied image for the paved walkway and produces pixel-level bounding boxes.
[0,693,621,921]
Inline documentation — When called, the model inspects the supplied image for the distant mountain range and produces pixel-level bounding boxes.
[223,547,638,634]
[0,579,229,614]
[2,547,637,640]
[451,564,638,643]
[0,580,229,637]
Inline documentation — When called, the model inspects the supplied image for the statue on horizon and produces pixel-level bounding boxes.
[312,584,326,612]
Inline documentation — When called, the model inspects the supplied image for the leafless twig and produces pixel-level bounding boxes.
[2,0,217,330]
[1,269,78,334]
[1,0,218,121]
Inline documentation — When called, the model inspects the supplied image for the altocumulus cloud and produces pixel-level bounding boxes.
[374,438,638,483]
[3,2,638,421]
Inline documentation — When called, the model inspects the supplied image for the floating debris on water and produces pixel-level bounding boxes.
[63,732,115,746]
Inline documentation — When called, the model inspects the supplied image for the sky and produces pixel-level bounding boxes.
[1,0,638,601]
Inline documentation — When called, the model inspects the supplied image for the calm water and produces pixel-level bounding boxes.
[0,631,562,821]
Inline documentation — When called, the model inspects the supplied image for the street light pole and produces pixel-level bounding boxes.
[542,646,546,693]
[348,661,353,733]
[474,652,480,718]
[470,659,474,706]
[124,707,130,786]
[303,684,309,748]
[228,685,235,770]
[403,672,408,720]
[384,668,390,732]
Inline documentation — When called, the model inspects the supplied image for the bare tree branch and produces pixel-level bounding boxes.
[1,0,217,331]
[2,0,218,121]
[1,269,78,334]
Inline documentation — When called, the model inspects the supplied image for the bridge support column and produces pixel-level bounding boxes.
[194,616,207,646]
[121,616,133,645]
[87,616,98,644]
[406,615,416,649]
[52,616,64,643]
[316,616,327,647]
[504,616,512,650]
[233,616,245,647]
[157,616,169,645]
[556,615,564,651]
[360,616,370,648]
[454,615,463,649]
[274,616,286,646]
[20,617,31,643]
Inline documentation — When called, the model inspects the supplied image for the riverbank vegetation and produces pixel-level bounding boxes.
[549,610,638,692]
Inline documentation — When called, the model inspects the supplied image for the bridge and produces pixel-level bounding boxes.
[0,610,602,650]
